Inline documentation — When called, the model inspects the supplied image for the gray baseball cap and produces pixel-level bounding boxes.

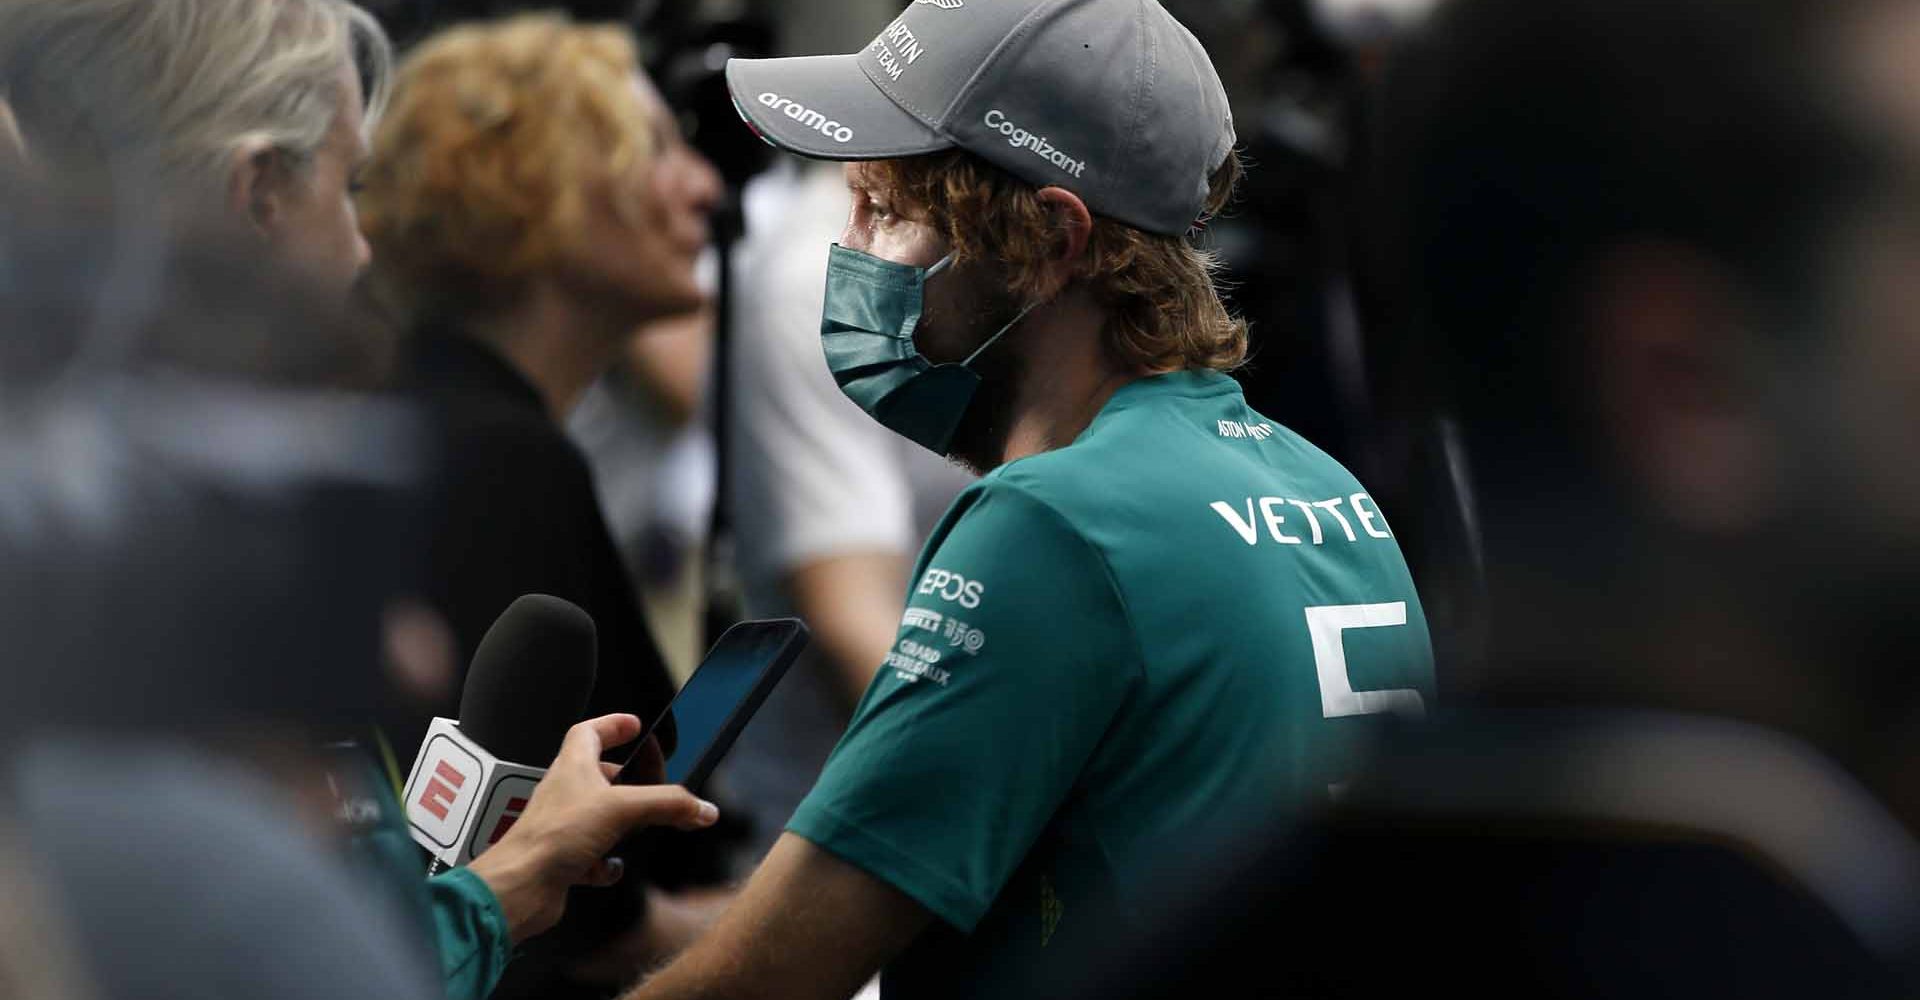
[725,0,1235,236]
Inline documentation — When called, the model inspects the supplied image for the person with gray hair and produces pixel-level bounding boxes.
[0,0,388,299]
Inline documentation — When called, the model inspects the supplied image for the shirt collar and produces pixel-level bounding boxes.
[404,321,546,417]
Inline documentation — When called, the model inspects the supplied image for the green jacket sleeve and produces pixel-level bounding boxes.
[333,740,514,1000]
[427,867,513,1000]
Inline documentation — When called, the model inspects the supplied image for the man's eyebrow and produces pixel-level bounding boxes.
[844,164,880,194]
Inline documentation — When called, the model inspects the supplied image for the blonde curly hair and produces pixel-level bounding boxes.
[356,14,657,321]
[868,148,1247,373]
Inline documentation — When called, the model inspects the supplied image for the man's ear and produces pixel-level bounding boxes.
[1582,241,1784,533]
[226,138,284,238]
[1035,186,1093,293]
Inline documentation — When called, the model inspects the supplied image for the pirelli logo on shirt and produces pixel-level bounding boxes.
[901,607,988,655]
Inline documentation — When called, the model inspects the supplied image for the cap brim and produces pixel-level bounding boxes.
[726,54,952,161]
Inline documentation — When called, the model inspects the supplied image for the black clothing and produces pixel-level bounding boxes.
[1075,710,1920,999]
[396,329,677,758]
[399,327,688,1000]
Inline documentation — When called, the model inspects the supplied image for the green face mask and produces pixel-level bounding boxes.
[819,243,1038,456]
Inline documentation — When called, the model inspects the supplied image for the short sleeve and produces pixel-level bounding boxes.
[786,480,1142,931]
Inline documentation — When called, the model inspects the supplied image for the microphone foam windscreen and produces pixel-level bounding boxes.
[458,594,598,766]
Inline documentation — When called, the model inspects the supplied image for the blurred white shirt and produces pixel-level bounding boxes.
[719,157,973,862]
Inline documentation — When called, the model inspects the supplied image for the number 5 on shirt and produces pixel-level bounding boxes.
[1304,602,1426,719]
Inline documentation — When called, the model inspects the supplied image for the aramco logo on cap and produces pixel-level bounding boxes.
[757,92,855,143]
[914,0,964,8]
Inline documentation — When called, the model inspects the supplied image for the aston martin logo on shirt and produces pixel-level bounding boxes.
[915,0,965,8]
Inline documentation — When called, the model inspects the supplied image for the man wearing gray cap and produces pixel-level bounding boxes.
[622,1,1434,997]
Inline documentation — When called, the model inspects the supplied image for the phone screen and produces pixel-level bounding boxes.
[638,619,808,789]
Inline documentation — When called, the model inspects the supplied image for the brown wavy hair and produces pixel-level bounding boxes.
[867,148,1247,372]
[355,14,655,321]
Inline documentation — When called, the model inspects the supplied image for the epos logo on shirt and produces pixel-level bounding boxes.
[917,567,984,609]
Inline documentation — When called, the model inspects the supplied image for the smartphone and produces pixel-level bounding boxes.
[620,618,809,793]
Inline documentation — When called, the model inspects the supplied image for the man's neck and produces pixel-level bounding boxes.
[468,279,629,422]
[998,288,1163,465]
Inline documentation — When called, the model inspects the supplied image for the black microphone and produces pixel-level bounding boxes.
[460,593,598,764]
[402,594,597,868]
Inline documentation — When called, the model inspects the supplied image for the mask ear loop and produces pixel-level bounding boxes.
[961,296,1042,368]
[922,249,1041,369]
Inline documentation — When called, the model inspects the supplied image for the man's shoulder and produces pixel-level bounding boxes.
[964,409,1271,524]
[936,406,1399,587]
[922,473,1062,564]
[918,439,1172,599]
[943,460,1100,540]
[980,421,1152,499]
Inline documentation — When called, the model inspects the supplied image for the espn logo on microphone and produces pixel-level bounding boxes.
[416,759,468,821]
[489,797,529,843]
[406,735,482,850]
[402,718,548,867]
[471,775,540,859]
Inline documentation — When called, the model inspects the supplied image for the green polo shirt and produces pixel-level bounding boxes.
[787,368,1435,996]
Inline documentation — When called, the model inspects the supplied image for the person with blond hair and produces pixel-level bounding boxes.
[356,13,727,995]
[0,5,722,1000]
[615,1,1435,997]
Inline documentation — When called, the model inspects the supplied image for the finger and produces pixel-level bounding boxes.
[578,856,625,888]
[609,784,719,831]
[599,761,624,782]
[626,734,667,785]
[555,714,643,770]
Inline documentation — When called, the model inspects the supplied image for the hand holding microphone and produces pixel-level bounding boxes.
[468,712,717,943]
[402,594,717,943]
